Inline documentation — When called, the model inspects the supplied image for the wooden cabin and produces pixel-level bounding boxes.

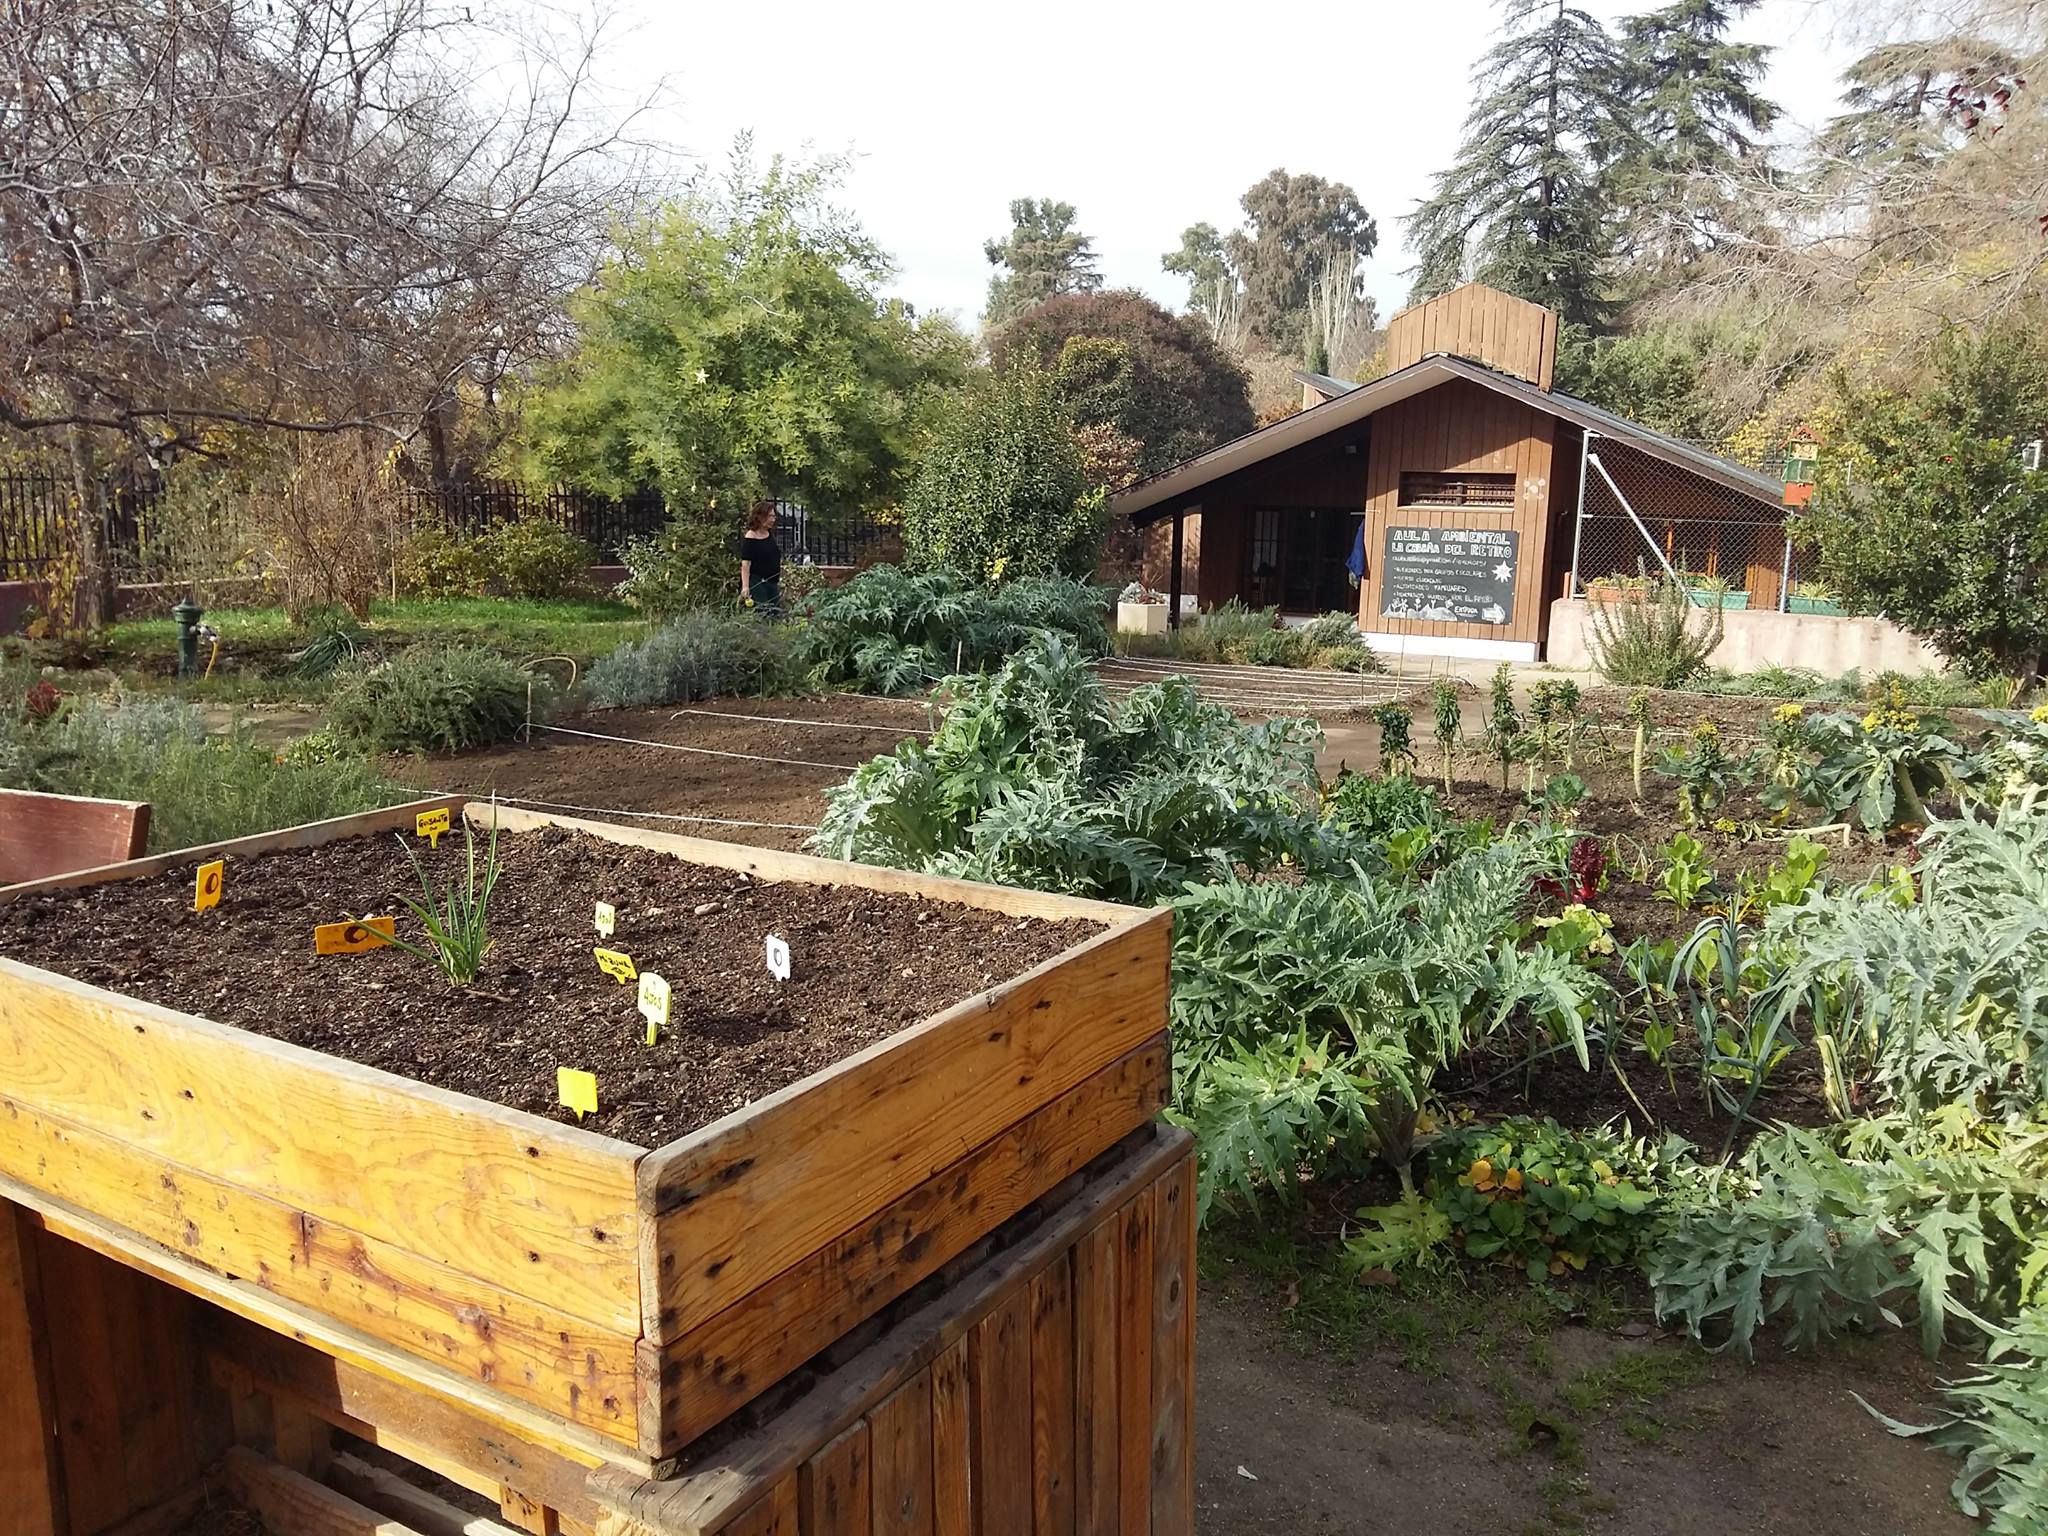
[1115,283,1786,661]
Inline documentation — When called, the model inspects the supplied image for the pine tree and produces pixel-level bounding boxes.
[1406,0,1632,328]
[983,200,1103,326]
[1609,0,1778,270]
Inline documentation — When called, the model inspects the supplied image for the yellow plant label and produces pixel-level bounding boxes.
[556,1067,598,1120]
[193,860,225,913]
[594,900,616,938]
[638,971,670,1034]
[415,807,452,848]
[314,915,396,955]
[593,947,637,984]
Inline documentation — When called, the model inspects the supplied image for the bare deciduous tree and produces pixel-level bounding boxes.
[0,0,665,622]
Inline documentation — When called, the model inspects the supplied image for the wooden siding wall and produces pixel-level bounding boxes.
[1385,284,1559,388]
[1359,378,1558,648]
[593,1128,1197,1536]
[1,1201,230,1536]
[1182,438,1367,610]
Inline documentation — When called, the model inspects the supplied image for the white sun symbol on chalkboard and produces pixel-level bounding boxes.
[1492,561,1513,582]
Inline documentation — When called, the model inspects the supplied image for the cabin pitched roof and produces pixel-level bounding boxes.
[1116,353,1780,524]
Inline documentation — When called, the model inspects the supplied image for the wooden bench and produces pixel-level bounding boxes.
[0,788,150,886]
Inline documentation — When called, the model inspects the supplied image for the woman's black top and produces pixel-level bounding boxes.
[740,531,781,584]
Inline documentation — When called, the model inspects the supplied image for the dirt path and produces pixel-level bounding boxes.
[1194,1276,1973,1536]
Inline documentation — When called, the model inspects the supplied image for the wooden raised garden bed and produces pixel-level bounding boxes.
[0,797,1171,1468]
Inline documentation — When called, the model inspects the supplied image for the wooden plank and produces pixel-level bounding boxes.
[473,806,1143,928]
[1113,1194,1152,1536]
[1029,1262,1075,1536]
[927,1345,970,1536]
[0,1202,63,1536]
[0,959,643,1337]
[1070,1224,1119,1536]
[868,1371,933,1536]
[327,1451,527,1536]
[0,1178,646,1495]
[968,1291,1031,1536]
[798,1424,870,1536]
[639,910,1169,1362]
[205,1313,611,1527]
[1147,1161,1194,1536]
[216,1445,428,1536]
[714,1479,797,1536]
[0,794,464,900]
[0,787,149,885]
[502,1486,563,1536]
[0,1093,639,1434]
[39,1226,131,1533]
[590,1131,1188,1536]
[648,1037,1168,1444]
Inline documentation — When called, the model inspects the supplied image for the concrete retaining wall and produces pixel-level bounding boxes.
[1546,597,1949,676]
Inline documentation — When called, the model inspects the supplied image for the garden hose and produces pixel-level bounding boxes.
[201,625,221,680]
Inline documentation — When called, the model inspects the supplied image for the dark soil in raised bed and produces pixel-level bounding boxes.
[0,826,1102,1147]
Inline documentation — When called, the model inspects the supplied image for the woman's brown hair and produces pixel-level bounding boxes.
[746,499,777,534]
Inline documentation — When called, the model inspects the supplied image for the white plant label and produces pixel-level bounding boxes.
[637,971,670,1036]
[764,933,791,982]
[594,900,616,938]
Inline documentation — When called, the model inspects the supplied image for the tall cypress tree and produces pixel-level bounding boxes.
[1609,0,1778,269]
[1406,0,1632,328]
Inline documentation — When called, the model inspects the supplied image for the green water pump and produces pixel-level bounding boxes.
[171,598,205,678]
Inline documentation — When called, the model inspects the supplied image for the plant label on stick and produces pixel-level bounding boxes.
[764,934,791,981]
[556,1067,598,1121]
[594,900,616,938]
[593,947,637,984]
[415,807,452,848]
[314,916,395,955]
[638,971,670,1040]
[193,860,225,913]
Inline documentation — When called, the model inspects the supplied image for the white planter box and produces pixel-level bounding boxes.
[1118,601,1171,636]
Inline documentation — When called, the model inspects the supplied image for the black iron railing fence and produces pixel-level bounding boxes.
[0,476,890,583]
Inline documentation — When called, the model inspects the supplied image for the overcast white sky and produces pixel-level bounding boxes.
[609,0,1853,327]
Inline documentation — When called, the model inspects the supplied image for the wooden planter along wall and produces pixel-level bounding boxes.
[0,799,1174,1480]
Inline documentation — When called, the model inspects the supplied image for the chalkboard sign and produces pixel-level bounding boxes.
[1378,526,1520,626]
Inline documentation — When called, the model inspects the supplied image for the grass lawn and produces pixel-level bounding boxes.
[108,595,650,663]
[90,596,653,703]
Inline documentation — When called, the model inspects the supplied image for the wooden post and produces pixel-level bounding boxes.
[1167,511,1184,631]
[0,1201,64,1536]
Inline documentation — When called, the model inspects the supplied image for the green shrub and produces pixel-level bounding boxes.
[901,363,1104,582]
[471,521,594,599]
[615,519,733,618]
[395,524,490,598]
[396,520,595,600]
[583,611,799,708]
[329,644,536,753]
[1585,578,1724,687]
[0,688,392,852]
[800,565,1109,694]
[1236,626,1309,667]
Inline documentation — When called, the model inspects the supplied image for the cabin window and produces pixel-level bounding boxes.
[1400,471,1515,508]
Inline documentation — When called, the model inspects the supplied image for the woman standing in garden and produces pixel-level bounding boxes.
[738,499,781,615]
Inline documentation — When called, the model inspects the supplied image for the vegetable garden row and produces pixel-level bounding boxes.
[815,636,2048,1534]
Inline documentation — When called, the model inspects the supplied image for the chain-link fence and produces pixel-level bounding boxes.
[1567,436,1821,614]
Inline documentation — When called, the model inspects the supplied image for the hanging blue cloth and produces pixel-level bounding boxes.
[1345,519,1366,581]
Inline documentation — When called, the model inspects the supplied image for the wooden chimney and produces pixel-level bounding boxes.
[1384,283,1558,390]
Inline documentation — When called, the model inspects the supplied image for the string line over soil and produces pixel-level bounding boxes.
[526,722,857,772]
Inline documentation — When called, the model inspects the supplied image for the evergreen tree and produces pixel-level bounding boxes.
[1225,170,1376,359]
[1162,222,1245,348]
[1406,0,1632,328]
[1609,0,1777,269]
[983,199,1102,326]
